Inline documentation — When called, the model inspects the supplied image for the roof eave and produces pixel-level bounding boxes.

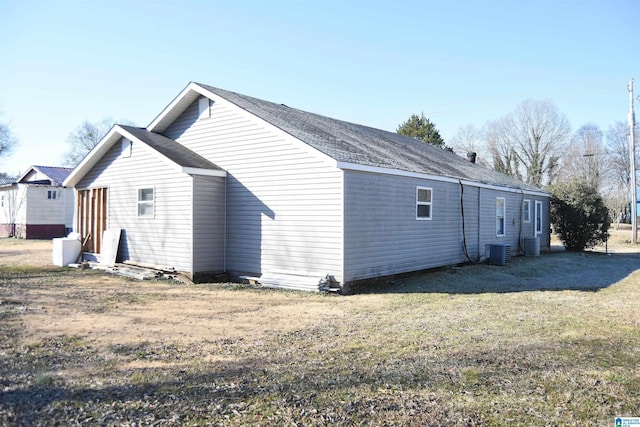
[63,125,121,187]
[336,161,550,197]
[64,125,226,187]
[148,82,211,132]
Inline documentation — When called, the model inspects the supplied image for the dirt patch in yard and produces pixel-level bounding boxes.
[1,238,386,350]
[2,230,638,347]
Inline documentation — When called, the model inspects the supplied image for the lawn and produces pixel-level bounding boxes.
[1,237,639,426]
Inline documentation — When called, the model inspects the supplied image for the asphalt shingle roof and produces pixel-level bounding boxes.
[197,83,542,193]
[31,166,74,186]
[121,125,224,172]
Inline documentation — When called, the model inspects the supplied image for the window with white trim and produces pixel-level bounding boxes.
[416,187,432,220]
[523,199,531,223]
[496,197,505,236]
[137,188,155,218]
[535,200,542,236]
[47,190,57,200]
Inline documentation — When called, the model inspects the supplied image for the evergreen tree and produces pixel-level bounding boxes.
[397,113,448,149]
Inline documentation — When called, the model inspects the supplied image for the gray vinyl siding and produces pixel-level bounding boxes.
[343,171,469,282]
[164,98,344,281]
[478,189,551,256]
[534,197,551,250]
[192,174,226,272]
[461,185,480,260]
[77,138,195,273]
[344,171,551,282]
[478,188,521,252]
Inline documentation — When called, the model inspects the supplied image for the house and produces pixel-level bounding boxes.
[0,166,74,239]
[64,82,550,291]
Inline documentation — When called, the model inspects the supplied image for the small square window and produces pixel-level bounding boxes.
[137,188,154,218]
[416,187,432,220]
[47,190,56,200]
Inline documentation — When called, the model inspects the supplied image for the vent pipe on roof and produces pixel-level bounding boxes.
[467,152,477,163]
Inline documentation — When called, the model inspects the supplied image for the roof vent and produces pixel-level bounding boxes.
[467,152,477,163]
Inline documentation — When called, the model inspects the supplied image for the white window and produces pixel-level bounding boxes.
[496,197,505,236]
[47,190,57,200]
[535,200,542,236]
[137,188,154,218]
[416,187,432,220]
[523,199,531,223]
[198,97,211,120]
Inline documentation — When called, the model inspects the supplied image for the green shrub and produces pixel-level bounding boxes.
[550,182,610,251]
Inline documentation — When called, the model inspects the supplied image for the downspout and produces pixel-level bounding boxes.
[477,187,481,260]
[459,180,475,264]
[518,191,524,254]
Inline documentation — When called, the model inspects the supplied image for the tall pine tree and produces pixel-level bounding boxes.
[397,113,448,149]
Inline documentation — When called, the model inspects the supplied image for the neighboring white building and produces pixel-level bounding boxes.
[0,166,74,239]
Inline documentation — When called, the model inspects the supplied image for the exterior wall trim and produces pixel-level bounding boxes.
[336,161,549,198]
[181,167,226,177]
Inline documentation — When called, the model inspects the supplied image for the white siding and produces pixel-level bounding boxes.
[77,138,196,273]
[24,187,67,225]
[0,186,26,225]
[164,99,344,281]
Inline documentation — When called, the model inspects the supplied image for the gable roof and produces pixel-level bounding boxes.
[149,82,545,194]
[64,125,225,187]
[18,166,74,186]
[119,125,224,172]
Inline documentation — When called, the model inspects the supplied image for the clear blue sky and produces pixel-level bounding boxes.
[0,0,638,176]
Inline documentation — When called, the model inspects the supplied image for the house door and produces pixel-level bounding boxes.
[77,188,107,253]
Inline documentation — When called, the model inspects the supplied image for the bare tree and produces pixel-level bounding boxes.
[0,119,18,160]
[606,121,636,191]
[486,100,570,187]
[63,117,134,167]
[605,121,638,226]
[449,124,489,165]
[486,117,523,180]
[1,185,25,237]
[558,124,608,191]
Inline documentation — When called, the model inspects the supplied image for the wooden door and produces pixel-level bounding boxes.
[77,188,107,253]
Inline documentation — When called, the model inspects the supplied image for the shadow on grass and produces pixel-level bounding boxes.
[351,251,640,295]
[1,334,638,425]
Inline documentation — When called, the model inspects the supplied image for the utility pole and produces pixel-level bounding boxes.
[629,79,637,244]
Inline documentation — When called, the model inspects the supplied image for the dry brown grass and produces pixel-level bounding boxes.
[1,235,639,426]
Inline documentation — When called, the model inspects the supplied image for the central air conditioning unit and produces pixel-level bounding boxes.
[489,244,511,266]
